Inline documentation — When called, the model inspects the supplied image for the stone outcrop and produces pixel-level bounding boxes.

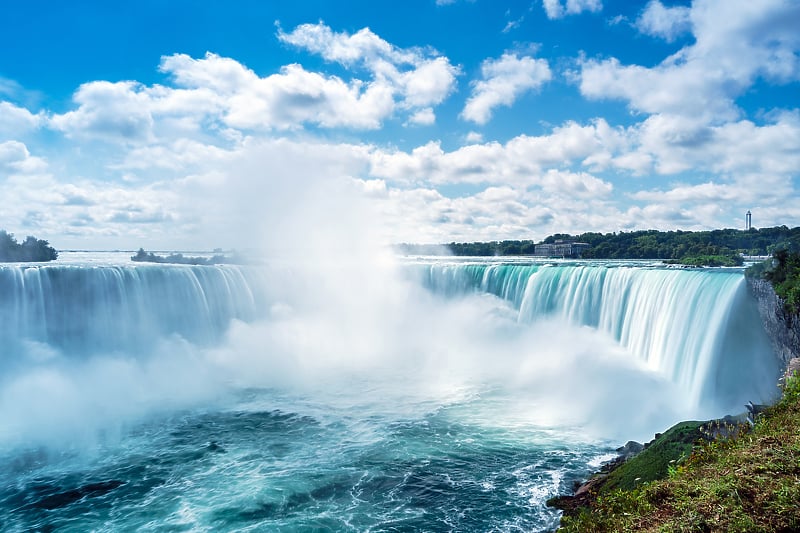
[780,357,800,389]
[746,277,800,368]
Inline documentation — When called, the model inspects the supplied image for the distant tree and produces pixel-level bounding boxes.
[0,230,58,262]
[131,248,245,265]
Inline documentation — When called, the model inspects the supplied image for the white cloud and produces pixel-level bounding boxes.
[223,63,395,130]
[397,56,458,108]
[632,181,743,204]
[502,16,524,33]
[629,111,800,176]
[44,24,460,145]
[369,120,624,187]
[540,168,613,197]
[465,131,484,144]
[0,159,187,246]
[116,139,238,171]
[579,54,737,120]
[635,1,692,42]
[0,102,45,137]
[580,0,800,120]
[277,22,459,114]
[0,141,48,175]
[461,53,552,125]
[160,53,256,94]
[407,107,436,126]
[543,0,603,20]
[278,24,402,66]
[50,81,157,143]
[47,50,412,142]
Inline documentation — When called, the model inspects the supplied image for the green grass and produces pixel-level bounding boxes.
[557,375,800,532]
[601,421,705,492]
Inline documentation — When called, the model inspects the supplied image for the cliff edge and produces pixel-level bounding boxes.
[747,276,800,368]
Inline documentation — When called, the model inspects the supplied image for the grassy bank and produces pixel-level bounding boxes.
[557,375,800,532]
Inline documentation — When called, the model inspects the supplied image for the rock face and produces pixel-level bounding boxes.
[747,277,800,368]
[780,357,800,389]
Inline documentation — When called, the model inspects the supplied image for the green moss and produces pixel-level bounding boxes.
[600,421,705,493]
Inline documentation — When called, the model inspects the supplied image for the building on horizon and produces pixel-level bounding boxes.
[533,240,591,258]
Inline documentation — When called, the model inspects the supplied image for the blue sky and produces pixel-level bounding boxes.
[0,0,798,250]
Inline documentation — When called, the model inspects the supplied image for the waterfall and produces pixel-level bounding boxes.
[415,261,780,411]
[0,258,780,414]
[0,264,268,360]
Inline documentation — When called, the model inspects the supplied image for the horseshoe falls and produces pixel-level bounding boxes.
[417,260,779,412]
[0,253,780,532]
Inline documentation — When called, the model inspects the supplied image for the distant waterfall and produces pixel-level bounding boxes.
[0,264,267,359]
[415,261,780,410]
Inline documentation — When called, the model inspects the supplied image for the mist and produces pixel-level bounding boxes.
[0,140,712,452]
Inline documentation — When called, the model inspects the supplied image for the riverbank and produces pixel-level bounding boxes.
[549,364,800,531]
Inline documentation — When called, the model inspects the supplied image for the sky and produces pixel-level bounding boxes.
[0,0,798,250]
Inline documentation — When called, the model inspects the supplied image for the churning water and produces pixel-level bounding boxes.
[0,253,780,531]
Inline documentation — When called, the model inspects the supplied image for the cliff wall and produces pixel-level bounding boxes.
[747,277,800,368]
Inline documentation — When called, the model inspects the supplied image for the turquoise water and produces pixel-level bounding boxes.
[0,389,612,531]
[0,254,779,531]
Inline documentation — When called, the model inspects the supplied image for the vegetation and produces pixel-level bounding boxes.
[0,230,58,262]
[599,421,706,493]
[747,248,800,315]
[398,226,800,263]
[556,375,800,532]
[665,254,744,267]
[765,250,800,315]
[131,248,244,265]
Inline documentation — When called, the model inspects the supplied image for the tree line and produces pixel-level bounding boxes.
[398,226,800,262]
[131,248,246,265]
[0,230,58,262]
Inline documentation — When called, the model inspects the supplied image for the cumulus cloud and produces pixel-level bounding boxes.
[629,111,800,176]
[0,102,45,137]
[407,107,436,126]
[49,53,404,141]
[47,23,460,142]
[50,81,158,143]
[543,0,603,20]
[540,168,613,197]
[222,63,395,130]
[465,131,484,144]
[277,22,459,117]
[368,120,624,187]
[0,141,48,175]
[0,165,188,246]
[580,0,800,120]
[635,1,692,42]
[461,53,552,125]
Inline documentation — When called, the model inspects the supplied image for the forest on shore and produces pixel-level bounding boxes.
[0,231,58,262]
[399,225,800,266]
